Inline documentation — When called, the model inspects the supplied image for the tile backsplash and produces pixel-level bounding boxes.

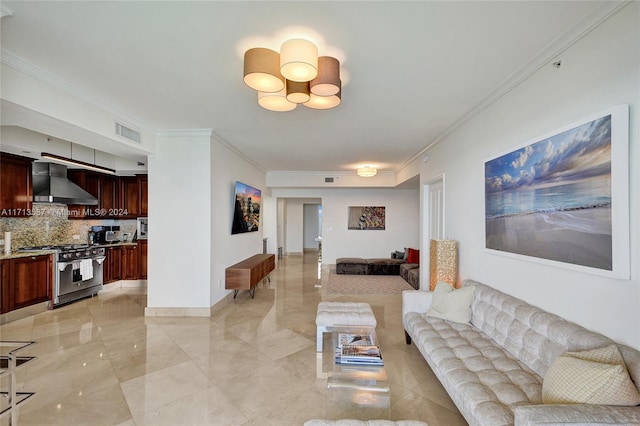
[0,203,137,251]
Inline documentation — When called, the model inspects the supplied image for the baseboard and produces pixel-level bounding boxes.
[145,306,211,317]
[0,301,49,325]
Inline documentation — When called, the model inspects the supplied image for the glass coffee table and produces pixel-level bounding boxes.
[325,325,390,420]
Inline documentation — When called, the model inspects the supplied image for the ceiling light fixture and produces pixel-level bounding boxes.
[41,152,116,175]
[243,37,341,111]
[357,167,377,178]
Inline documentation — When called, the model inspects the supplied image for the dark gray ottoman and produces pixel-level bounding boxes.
[367,258,405,275]
[336,258,368,274]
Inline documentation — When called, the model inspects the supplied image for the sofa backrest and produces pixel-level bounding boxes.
[464,279,640,391]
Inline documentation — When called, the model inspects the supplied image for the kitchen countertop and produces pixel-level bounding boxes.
[0,241,142,260]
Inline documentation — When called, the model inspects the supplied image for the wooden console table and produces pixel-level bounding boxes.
[225,254,275,299]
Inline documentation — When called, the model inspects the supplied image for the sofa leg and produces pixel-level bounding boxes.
[404,330,412,345]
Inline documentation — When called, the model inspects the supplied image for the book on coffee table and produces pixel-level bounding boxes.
[338,333,374,347]
[336,344,383,365]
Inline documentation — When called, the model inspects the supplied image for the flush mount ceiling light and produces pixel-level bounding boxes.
[243,37,342,111]
[357,167,377,177]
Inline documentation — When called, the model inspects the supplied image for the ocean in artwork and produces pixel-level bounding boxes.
[484,114,613,270]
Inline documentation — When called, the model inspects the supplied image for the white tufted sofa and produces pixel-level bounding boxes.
[402,279,640,426]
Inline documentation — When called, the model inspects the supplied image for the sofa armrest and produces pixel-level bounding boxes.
[402,290,433,318]
[514,404,640,425]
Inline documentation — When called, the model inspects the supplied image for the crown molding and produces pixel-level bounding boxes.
[1,48,154,135]
[210,129,266,173]
[1,4,13,18]
[155,129,213,138]
[396,0,631,173]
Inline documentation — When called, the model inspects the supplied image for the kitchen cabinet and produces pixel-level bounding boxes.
[121,177,140,217]
[0,259,9,313]
[67,171,146,219]
[104,246,122,284]
[121,245,138,280]
[137,240,148,279]
[138,175,148,217]
[0,153,33,217]
[1,255,52,313]
[100,175,120,214]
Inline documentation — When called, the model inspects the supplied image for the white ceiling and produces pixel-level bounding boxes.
[0,1,618,176]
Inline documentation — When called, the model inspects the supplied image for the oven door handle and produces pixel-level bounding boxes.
[57,256,107,271]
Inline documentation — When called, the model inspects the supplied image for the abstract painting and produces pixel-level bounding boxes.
[348,206,385,230]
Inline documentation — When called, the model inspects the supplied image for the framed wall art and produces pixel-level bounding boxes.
[348,206,386,230]
[484,104,629,279]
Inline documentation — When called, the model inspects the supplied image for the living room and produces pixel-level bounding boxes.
[1,1,638,424]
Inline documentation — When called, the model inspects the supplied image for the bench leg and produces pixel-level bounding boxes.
[317,326,327,352]
[405,330,412,345]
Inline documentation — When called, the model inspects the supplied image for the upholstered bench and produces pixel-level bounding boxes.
[335,257,368,274]
[316,301,377,351]
[367,258,405,275]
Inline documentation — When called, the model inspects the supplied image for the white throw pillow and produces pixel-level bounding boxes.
[542,344,640,406]
[425,282,475,324]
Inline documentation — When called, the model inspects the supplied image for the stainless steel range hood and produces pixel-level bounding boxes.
[32,162,99,205]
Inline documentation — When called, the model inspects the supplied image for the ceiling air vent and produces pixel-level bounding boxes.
[115,122,141,143]
[325,177,334,183]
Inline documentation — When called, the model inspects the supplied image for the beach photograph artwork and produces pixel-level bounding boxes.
[485,114,613,270]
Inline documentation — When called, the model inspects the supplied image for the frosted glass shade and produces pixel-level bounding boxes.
[429,239,458,291]
[310,56,340,96]
[244,48,284,92]
[304,90,341,110]
[280,39,318,82]
[356,167,377,177]
[258,88,297,112]
[286,80,310,103]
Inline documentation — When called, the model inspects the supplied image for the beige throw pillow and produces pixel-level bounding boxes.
[542,344,640,406]
[425,282,475,324]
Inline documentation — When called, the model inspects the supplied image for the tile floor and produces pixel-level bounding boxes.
[1,253,466,426]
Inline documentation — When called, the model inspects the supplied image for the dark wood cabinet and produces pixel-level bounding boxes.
[121,245,138,280]
[138,240,148,279]
[1,255,52,312]
[67,171,146,219]
[67,170,100,218]
[104,246,122,283]
[100,175,120,213]
[138,175,148,217]
[0,259,9,313]
[121,177,140,217]
[0,153,33,217]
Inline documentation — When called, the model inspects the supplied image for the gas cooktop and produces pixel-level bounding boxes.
[19,244,90,251]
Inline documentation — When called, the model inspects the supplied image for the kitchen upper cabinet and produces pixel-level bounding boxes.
[104,246,122,283]
[5,254,52,312]
[100,175,120,213]
[121,245,138,280]
[0,259,9,313]
[121,177,140,218]
[138,175,148,217]
[0,153,33,217]
[137,240,148,280]
[67,170,100,218]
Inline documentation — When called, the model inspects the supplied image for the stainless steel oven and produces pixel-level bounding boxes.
[19,245,105,307]
[56,247,105,306]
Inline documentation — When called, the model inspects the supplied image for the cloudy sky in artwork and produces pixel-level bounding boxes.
[485,115,611,193]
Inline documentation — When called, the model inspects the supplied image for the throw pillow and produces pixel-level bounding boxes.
[393,250,405,259]
[542,344,640,406]
[425,282,475,324]
[406,248,420,264]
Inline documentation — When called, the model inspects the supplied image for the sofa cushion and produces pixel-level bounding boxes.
[542,345,640,406]
[406,248,420,264]
[426,282,475,324]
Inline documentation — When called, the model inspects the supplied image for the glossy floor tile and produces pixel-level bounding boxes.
[1,253,466,426]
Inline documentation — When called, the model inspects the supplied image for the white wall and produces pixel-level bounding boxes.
[421,3,640,348]
[147,130,212,312]
[210,136,267,306]
[272,188,420,264]
[285,199,305,254]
